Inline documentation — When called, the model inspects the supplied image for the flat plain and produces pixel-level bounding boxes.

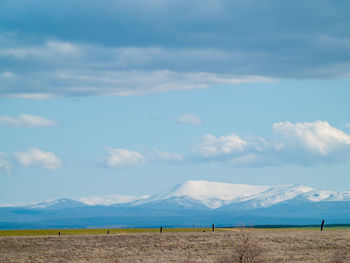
[0,228,349,263]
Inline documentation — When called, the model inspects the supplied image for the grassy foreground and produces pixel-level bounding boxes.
[1,228,350,262]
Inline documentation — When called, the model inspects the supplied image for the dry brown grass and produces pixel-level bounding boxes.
[0,229,349,262]
[328,249,349,263]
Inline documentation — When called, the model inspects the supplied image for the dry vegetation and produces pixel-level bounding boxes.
[1,229,349,263]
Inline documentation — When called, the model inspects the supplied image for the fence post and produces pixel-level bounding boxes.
[321,219,325,231]
[107,229,110,235]
[212,224,215,232]
[58,231,61,236]
[160,226,163,233]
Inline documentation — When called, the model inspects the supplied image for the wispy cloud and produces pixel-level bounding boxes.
[193,133,247,158]
[0,153,12,174]
[193,121,350,166]
[153,148,183,162]
[3,93,56,100]
[177,114,202,126]
[1,72,15,78]
[0,40,79,59]
[103,148,145,168]
[14,148,61,170]
[0,115,58,127]
[103,147,184,168]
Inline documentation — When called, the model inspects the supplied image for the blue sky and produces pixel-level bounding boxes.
[1,0,350,205]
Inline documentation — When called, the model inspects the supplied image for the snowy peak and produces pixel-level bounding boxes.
[153,180,271,209]
[132,180,350,210]
[135,180,316,209]
[132,180,267,209]
[26,198,87,209]
[239,184,314,208]
[164,180,270,200]
[293,189,350,203]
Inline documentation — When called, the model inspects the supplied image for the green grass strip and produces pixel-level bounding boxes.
[0,228,217,236]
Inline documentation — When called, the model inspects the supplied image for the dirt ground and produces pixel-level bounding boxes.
[1,229,349,263]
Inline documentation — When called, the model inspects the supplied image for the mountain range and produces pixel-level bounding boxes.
[1,180,350,229]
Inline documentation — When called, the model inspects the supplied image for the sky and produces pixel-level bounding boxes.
[1,0,350,205]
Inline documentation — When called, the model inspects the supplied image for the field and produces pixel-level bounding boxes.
[1,228,349,262]
[0,228,217,236]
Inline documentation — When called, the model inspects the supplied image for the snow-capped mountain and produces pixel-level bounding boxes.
[1,180,350,229]
[123,180,349,209]
[292,189,350,202]
[24,198,87,209]
[133,180,272,209]
[4,180,350,210]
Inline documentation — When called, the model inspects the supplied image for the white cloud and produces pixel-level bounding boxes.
[177,114,202,125]
[14,148,61,170]
[0,153,12,174]
[79,194,149,206]
[0,40,79,59]
[193,133,247,158]
[0,115,58,127]
[193,121,350,166]
[46,41,79,55]
[273,121,350,156]
[1,71,14,78]
[154,148,183,162]
[4,93,56,100]
[228,153,259,166]
[103,148,145,168]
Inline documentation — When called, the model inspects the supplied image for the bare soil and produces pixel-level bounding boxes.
[1,229,349,262]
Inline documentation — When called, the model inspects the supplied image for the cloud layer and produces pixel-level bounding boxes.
[1,0,350,98]
[0,40,274,98]
[193,121,350,166]
[14,148,61,170]
[0,114,58,127]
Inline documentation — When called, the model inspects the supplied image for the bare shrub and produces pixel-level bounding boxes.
[329,250,349,263]
[235,229,264,263]
[217,228,264,263]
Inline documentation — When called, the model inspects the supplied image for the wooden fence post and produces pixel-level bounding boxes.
[212,224,215,232]
[160,226,163,233]
[321,219,325,231]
